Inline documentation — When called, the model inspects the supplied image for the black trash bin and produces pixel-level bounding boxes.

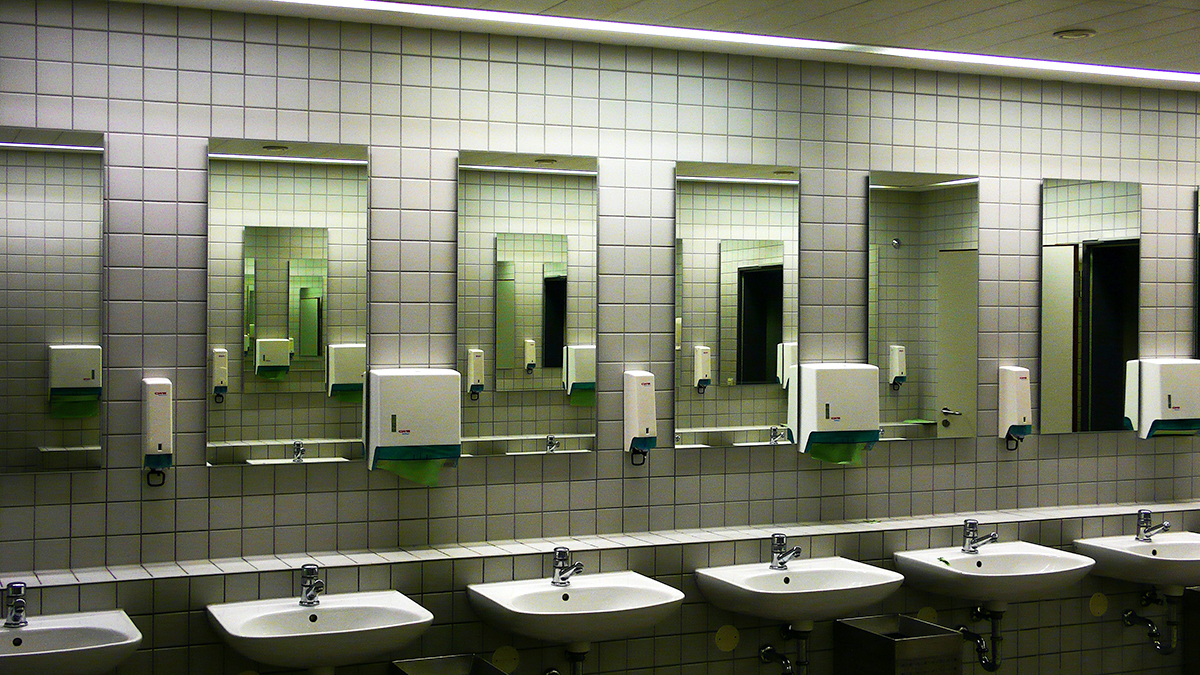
[833,614,962,675]
[394,655,507,675]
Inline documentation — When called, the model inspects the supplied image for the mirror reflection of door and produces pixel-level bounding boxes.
[1081,240,1139,430]
[867,172,980,441]
[737,264,783,384]
[1039,179,1141,434]
[542,264,568,369]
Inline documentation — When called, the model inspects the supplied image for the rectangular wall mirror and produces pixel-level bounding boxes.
[456,151,598,455]
[867,171,979,440]
[1040,179,1141,434]
[673,162,799,449]
[206,139,369,465]
[0,128,105,473]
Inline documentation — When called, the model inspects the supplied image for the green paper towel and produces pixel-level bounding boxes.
[375,459,451,486]
[49,393,100,419]
[568,388,596,407]
[807,442,867,466]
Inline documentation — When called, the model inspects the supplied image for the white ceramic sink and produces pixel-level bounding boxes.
[467,570,684,651]
[1074,531,1200,594]
[894,541,1095,609]
[0,609,142,675]
[695,557,904,627]
[207,590,433,672]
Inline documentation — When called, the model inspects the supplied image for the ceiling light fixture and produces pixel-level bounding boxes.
[1053,28,1097,41]
[253,0,1200,87]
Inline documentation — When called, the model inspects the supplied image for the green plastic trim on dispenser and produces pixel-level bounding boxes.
[256,365,289,378]
[803,430,880,465]
[630,436,657,452]
[48,388,102,419]
[1145,419,1200,437]
[371,444,462,464]
[1005,423,1033,439]
[568,386,596,407]
[144,454,172,469]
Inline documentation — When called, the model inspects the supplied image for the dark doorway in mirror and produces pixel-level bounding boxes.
[737,264,784,384]
[1080,240,1139,431]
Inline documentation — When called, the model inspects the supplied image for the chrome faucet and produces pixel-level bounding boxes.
[299,564,325,606]
[546,435,560,453]
[1136,509,1170,542]
[961,519,999,554]
[292,440,306,463]
[769,533,802,570]
[769,426,785,445]
[4,581,28,628]
[551,547,584,587]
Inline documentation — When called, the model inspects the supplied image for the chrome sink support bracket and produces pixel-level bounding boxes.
[957,606,1004,672]
[1122,588,1179,655]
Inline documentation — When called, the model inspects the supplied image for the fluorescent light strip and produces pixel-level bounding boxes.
[263,0,1200,85]
[0,142,104,153]
[208,152,368,166]
[676,175,799,186]
[458,164,597,176]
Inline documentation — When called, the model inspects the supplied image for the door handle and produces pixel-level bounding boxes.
[941,407,963,416]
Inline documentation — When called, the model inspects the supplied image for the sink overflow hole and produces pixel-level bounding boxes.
[12,638,21,647]
[976,561,982,568]
[562,593,569,601]
[309,614,318,623]
[783,577,791,584]
[1152,549,1158,556]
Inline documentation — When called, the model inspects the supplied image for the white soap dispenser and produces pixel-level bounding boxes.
[624,369,657,465]
[467,348,485,400]
[142,377,173,486]
[211,348,228,402]
[998,366,1032,450]
[888,345,906,390]
[693,345,712,393]
[524,339,537,374]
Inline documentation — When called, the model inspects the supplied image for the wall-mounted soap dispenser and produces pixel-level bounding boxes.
[777,342,798,390]
[524,339,537,374]
[467,348,486,401]
[142,377,173,486]
[693,345,712,393]
[888,345,906,390]
[998,366,1032,450]
[624,370,656,465]
[211,348,228,403]
[1124,358,1200,439]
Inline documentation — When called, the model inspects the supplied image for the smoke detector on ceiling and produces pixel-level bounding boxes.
[1053,28,1097,41]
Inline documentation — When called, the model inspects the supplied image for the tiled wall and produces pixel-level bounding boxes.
[674,180,799,433]
[0,149,104,467]
[868,184,979,422]
[1042,178,1142,246]
[1,1,1200,673]
[457,169,598,444]
[206,159,368,446]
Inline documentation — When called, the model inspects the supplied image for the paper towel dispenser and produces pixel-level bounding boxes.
[1124,358,1200,439]
[788,363,880,464]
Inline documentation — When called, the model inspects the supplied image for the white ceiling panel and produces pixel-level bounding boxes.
[139,0,1200,85]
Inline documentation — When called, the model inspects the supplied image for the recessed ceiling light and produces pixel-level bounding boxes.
[1053,28,1096,41]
